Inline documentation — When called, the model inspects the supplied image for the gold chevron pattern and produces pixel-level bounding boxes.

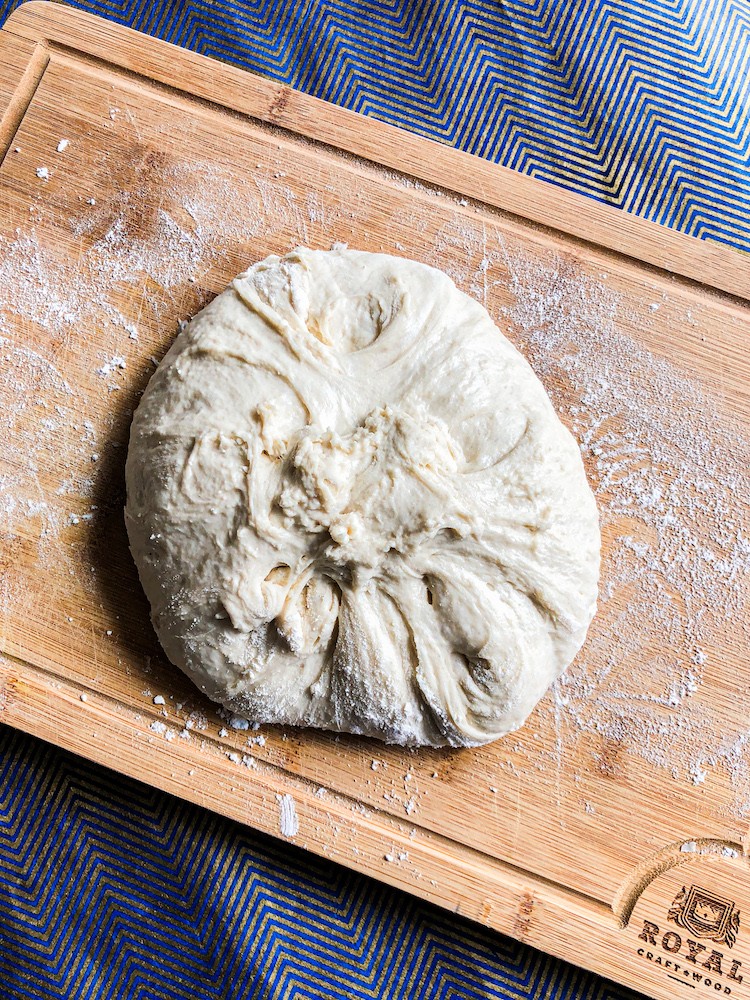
[0,726,640,997]
[2,0,748,248]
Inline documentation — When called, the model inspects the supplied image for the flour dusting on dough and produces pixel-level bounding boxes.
[125,248,600,748]
[0,158,296,614]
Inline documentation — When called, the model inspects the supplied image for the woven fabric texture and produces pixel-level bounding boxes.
[0,726,640,999]
[3,0,750,248]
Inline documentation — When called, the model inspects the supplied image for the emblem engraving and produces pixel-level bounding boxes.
[669,885,741,949]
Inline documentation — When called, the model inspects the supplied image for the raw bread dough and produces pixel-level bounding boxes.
[125,247,600,747]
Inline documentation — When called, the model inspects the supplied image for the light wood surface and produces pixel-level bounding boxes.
[1,5,749,997]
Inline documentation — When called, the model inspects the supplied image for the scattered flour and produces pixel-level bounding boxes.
[0,156,302,618]
[680,841,739,859]
[2,127,748,823]
[96,355,127,377]
[184,711,207,731]
[498,243,750,814]
[0,344,82,577]
[276,793,299,838]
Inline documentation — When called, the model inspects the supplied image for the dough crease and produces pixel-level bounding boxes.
[125,247,600,747]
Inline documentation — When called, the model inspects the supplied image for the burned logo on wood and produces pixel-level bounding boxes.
[669,885,741,950]
[635,884,744,989]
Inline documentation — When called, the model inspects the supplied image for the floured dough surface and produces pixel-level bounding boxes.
[125,247,600,747]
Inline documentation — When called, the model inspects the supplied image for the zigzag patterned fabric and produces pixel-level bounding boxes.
[3,0,750,248]
[0,0,747,997]
[0,727,638,999]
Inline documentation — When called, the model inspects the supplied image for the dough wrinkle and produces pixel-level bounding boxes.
[125,247,600,747]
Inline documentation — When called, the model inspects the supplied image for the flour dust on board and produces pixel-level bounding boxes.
[0,142,748,813]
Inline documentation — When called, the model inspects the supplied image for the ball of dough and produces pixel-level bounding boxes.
[125,247,600,748]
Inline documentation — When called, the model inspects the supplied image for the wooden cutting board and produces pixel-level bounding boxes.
[2,5,750,996]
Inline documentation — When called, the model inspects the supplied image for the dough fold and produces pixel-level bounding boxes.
[125,247,600,747]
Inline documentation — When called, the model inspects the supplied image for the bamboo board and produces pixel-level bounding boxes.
[1,5,750,996]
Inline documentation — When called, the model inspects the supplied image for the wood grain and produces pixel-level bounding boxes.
[0,33,47,158]
[1,6,749,998]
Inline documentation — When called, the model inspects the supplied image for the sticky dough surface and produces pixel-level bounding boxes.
[125,247,600,747]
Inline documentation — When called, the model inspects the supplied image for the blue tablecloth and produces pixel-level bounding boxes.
[1,1,748,997]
